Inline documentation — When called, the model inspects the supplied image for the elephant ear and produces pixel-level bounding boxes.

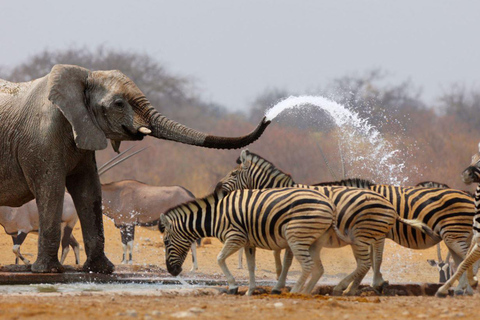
[47,64,108,151]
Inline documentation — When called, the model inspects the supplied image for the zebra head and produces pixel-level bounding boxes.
[219,149,253,193]
[159,214,191,276]
[463,145,480,184]
[220,149,295,193]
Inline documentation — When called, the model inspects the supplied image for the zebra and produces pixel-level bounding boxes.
[220,150,437,294]
[220,149,475,293]
[159,185,338,295]
[436,147,480,297]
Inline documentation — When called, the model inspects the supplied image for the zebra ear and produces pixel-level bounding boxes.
[240,149,250,162]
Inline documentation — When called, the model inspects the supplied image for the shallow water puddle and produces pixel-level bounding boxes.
[0,282,201,294]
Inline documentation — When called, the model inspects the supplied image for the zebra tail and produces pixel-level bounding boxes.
[331,208,353,244]
[396,216,442,242]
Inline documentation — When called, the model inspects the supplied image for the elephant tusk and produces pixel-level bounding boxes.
[138,127,152,135]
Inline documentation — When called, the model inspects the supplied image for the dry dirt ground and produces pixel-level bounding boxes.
[0,216,478,319]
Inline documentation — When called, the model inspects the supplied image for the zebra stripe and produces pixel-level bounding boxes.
[160,187,336,295]
[437,153,480,296]
[219,150,450,292]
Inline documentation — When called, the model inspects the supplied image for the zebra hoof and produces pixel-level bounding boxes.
[471,280,478,289]
[227,287,239,295]
[331,290,343,296]
[453,290,465,296]
[373,281,389,294]
[435,291,448,298]
[271,289,282,295]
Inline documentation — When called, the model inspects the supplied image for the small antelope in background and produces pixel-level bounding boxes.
[0,193,80,265]
[427,244,455,283]
[98,147,201,268]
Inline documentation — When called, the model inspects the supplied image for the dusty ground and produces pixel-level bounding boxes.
[0,216,478,319]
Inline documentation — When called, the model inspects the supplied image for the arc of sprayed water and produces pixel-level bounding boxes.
[263,95,411,185]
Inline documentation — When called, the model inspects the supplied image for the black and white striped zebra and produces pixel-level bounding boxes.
[220,150,437,294]
[221,149,473,293]
[314,179,476,293]
[436,147,480,297]
[159,186,337,295]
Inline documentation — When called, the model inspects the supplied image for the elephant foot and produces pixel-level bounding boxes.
[83,254,115,274]
[227,287,239,295]
[31,258,64,273]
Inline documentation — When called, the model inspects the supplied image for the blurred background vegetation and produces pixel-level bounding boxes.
[2,46,479,196]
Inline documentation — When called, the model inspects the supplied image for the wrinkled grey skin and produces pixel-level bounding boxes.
[0,64,270,274]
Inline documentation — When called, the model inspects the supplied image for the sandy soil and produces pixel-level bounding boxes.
[0,216,478,319]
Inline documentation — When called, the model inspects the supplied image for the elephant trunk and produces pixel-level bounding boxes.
[143,107,271,149]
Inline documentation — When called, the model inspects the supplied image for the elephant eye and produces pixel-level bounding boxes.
[113,99,125,108]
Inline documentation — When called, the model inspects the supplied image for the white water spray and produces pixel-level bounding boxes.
[265,95,413,185]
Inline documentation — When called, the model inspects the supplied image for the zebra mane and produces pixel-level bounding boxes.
[239,151,296,184]
[312,178,374,188]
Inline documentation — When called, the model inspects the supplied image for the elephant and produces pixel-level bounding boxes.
[0,64,270,274]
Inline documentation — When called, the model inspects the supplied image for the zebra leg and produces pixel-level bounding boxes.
[302,239,324,294]
[272,247,294,294]
[245,247,257,296]
[70,235,81,265]
[237,248,244,269]
[371,238,388,292]
[189,242,198,272]
[273,249,282,280]
[289,243,314,293]
[217,237,246,294]
[449,250,476,295]
[333,244,371,296]
[436,244,480,297]
[12,232,30,265]
[444,238,477,294]
[60,226,73,264]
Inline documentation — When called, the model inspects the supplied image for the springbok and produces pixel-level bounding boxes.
[0,193,80,265]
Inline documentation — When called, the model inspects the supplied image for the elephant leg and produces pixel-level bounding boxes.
[30,180,65,273]
[12,232,30,265]
[60,225,73,264]
[120,225,135,265]
[66,156,114,274]
[69,235,81,265]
